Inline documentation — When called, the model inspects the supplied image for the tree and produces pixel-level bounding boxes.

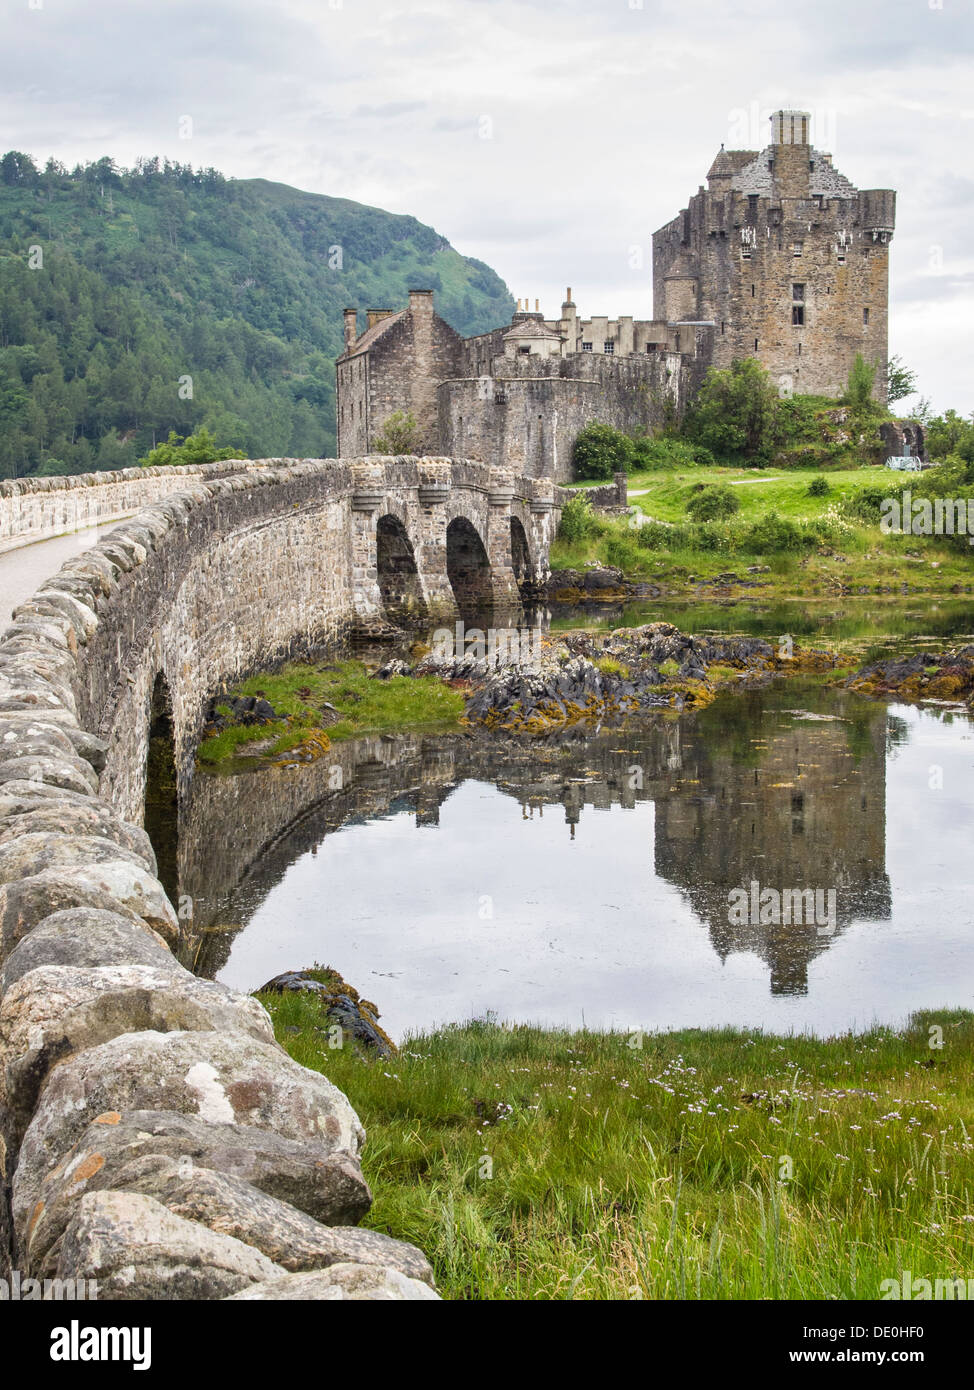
[843,354,879,414]
[685,358,778,464]
[571,422,633,480]
[138,427,239,468]
[887,355,918,405]
[372,410,422,455]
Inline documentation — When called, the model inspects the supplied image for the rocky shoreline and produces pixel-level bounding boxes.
[378,621,840,735]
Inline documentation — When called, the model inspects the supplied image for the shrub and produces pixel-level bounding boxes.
[572,422,634,480]
[557,492,600,543]
[684,358,779,464]
[629,434,713,471]
[740,509,804,553]
[685,483,741,521]
[372,410,422,454]
[807,475,831,497]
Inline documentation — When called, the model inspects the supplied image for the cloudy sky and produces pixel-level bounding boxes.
[2,0,971,412]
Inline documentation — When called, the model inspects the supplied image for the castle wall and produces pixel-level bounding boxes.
[438,352,696,482]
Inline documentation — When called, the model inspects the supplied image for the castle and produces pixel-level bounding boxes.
[336,109,895,482]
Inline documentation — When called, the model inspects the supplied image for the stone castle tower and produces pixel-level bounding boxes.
[652,109,896,401]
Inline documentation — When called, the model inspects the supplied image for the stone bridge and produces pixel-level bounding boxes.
[0,454,559,1301]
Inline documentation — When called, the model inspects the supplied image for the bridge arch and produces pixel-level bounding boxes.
[446,515,493,616]
[376,512,426,620]
[143,670,179,908]
[509,515,532,586]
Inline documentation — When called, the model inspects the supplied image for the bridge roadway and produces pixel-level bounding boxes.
[0,518,135,627]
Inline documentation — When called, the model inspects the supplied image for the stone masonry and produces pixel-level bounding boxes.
[0,455,557,1300]
[653,108,895,401]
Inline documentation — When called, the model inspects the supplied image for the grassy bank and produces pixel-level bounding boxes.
[198,659,465,765]
[554,462,974,596]
[257,993,974,1300]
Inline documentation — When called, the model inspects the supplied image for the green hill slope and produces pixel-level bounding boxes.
[0,154,514,477]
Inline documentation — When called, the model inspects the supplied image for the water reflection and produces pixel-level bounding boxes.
[179,677,974,1037]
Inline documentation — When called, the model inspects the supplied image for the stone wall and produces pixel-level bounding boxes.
[0,454,557,1300]
[438,352,694,483]
[0,461,269,556]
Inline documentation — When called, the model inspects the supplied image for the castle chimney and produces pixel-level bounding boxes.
[535,298,539,311]
[769,109,812,198]
[343,308,357,350]
[771,109,811,146]
[408,289,434,316]
[366,308,393,330]
[517,299,522,311]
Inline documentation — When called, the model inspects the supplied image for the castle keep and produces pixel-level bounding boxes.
[336,110,895,480]
[653,109,895,402]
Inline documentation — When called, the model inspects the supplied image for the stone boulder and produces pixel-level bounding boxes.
[0,964,274,1132]
[57,1190,282,1300]
[70,1153,433,1283]
[13,1030,365,1234]
[0,908,174,993]
[21,1109,371,1276]
[224,1263,440,1301]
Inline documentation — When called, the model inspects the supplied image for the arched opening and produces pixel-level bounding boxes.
[376,514,426,620]
[446,516,492,617]
[510,516,532,587]
[143,671,179,908]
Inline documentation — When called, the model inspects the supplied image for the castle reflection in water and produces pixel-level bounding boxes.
[180,679,892,998]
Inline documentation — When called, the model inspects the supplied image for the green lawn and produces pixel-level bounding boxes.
[626,465,884,523]
[258,994,974,1301]
[198,659,465,765]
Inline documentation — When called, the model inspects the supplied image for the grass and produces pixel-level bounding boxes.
[257,993,974,1301]
[197,659,466,765]
[554,465,974,597]
[625,465,883,524]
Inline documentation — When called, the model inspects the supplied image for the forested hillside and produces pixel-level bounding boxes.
[0,153,514,478]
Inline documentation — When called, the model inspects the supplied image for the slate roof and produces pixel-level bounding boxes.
[731,147,859,199]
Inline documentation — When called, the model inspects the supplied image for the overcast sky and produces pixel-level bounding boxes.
[2,0,971,413]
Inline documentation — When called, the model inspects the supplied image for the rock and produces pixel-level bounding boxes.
[13,1030,366,1234]
[21,1110,371,1273]
[0,864,178,954]
[0,908,175,994]
[0,754,96,796]
[85,1154,433,1282]
[257,970,395,1057]
[0,804,155,873]
[0,964,274,1131]
[224,1263,440,1301]
[57,1190,282,1300]
[0,833,153,886]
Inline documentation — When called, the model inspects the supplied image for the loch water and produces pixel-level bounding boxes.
[183,601,974,1041]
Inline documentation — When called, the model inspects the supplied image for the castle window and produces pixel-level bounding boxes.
[792,306,804,325]
[751,284,755,297]
[582,342,593,352]
[792,241,803,257]
[863,307,870,326]
[518,345,531,355]
[603,341,615,354]
[748,195,758,213]
[754,338,758,352]
[792,283,805,300]
[721,321,725,335]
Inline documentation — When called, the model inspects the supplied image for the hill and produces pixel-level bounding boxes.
[0,153,514,477]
